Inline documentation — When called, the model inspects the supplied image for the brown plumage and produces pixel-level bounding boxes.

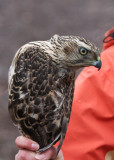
[8,35,101,156]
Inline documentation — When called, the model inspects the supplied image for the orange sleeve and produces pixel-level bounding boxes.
[62,28,114,160]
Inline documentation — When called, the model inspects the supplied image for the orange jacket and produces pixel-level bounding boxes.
[62,28,114,160]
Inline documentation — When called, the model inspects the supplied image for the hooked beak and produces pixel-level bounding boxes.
[93,59,102,70]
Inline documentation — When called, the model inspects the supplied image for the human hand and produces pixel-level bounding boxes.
[15,136,64,160]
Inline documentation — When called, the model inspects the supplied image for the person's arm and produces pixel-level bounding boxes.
[15,136,64,160]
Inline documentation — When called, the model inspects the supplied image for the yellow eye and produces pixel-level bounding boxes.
[79,47,88,55]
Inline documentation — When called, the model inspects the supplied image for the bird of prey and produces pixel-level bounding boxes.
[8,35,101,156]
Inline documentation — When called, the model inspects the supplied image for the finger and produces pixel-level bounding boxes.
[15,136,39,151]
[15,149,37,160]
[35,147,64,160]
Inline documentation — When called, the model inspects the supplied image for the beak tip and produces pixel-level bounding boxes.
[94,60,102,71]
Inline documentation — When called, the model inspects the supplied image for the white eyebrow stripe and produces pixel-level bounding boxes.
[77,40,91,50]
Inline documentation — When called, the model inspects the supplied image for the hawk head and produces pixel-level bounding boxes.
[50,35,101,71]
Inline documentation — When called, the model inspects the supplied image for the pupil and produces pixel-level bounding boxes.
[82,49,85,53]
[79,48,88,55]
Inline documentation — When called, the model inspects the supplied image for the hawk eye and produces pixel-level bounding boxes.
[79,47,88,55]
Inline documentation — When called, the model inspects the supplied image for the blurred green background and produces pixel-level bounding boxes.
[0,0,113,159]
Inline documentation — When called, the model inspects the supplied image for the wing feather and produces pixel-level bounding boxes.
[8,44,68,150]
